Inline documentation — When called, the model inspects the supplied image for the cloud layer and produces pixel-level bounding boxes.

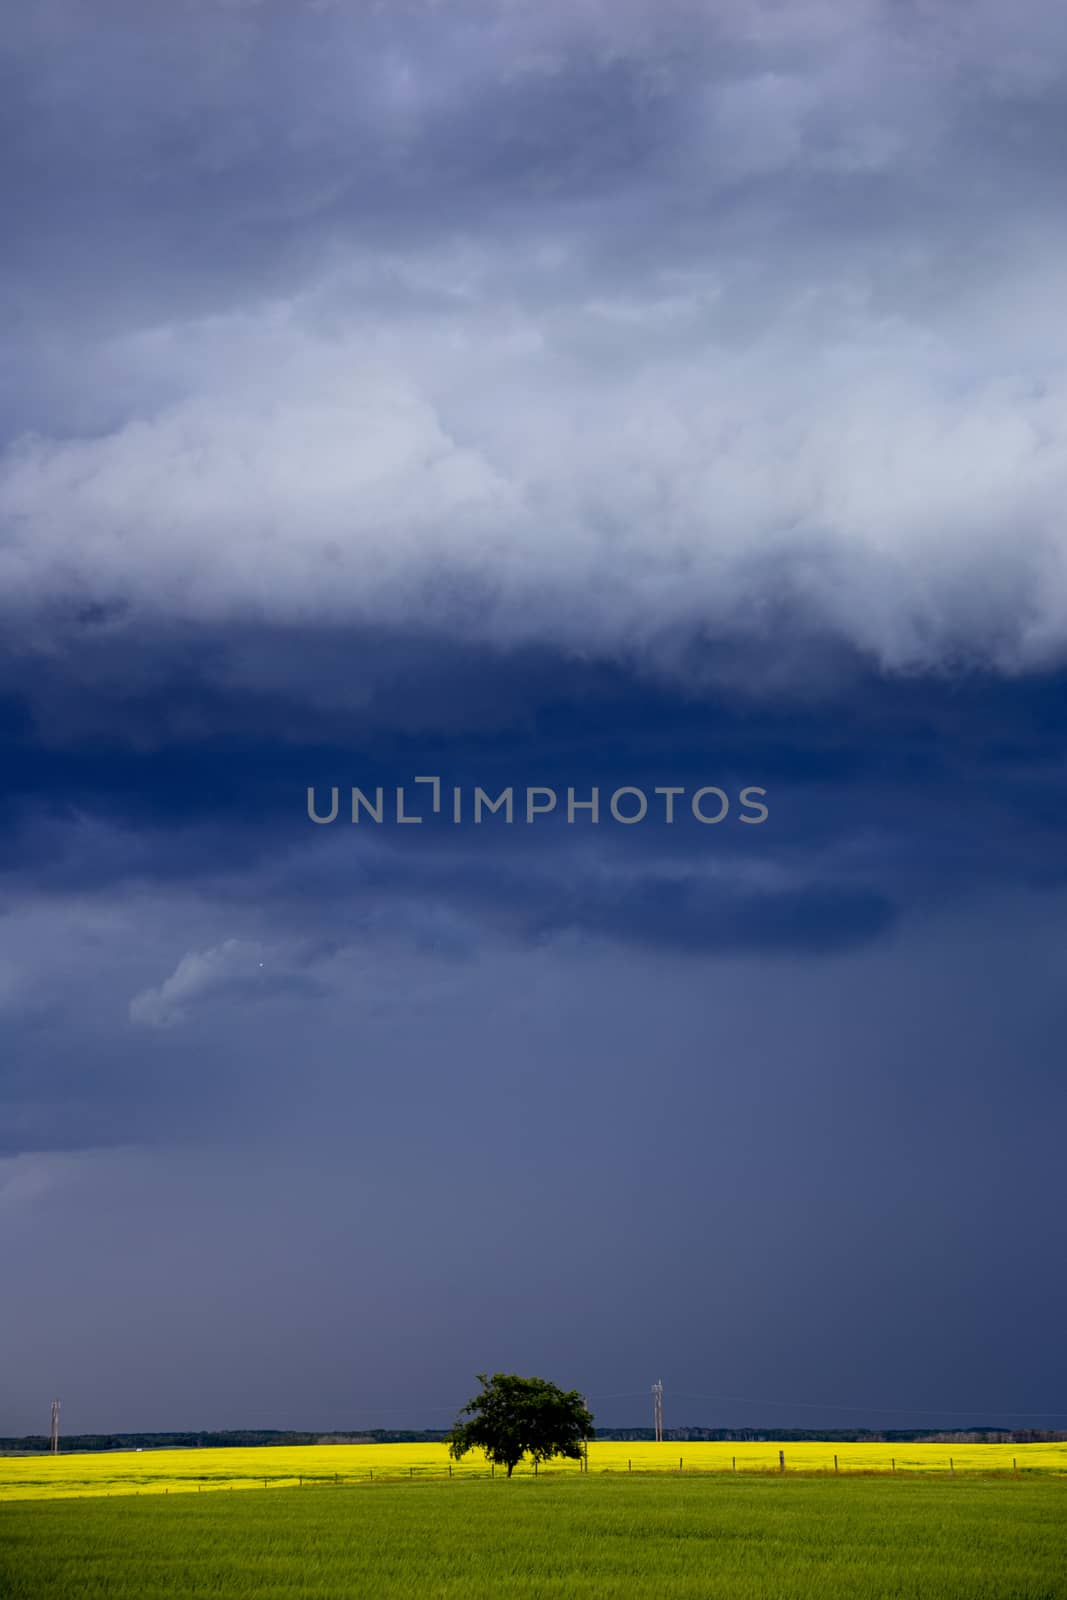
[4,0,1067,698]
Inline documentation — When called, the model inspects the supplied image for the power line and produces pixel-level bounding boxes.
[668,1390,1067,1419]
[65,1386,1061,1438]
[584,1392,653,1402]
[339,1389,1067,1423]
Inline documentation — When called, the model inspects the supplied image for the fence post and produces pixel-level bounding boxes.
[1013,1457,1017,1472]
[732,1456,736,1473]
[891,1460,895,1474]
[628,1459,631,1473]
[448,1463,452,1478]
[409,1467,413,1478]
[950,1459,954,1476]
[779,1451,785,1473]
[679,1457,683,1473]
[834,1455,838,1473]
[370,1470,373,1482]
[491,1463,495,1478]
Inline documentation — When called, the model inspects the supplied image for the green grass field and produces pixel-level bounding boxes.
[2,1476,1064,1599]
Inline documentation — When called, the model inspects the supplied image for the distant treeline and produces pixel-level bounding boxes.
[0,1431,448,1455]
[3,1425,1065,1454]
[593,1428,1067,1444]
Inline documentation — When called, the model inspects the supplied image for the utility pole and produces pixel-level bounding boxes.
[652,1380,663,1443]
[50,1399,60,1456]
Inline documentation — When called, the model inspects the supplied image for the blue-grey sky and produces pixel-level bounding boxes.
[3,0,1067,1439]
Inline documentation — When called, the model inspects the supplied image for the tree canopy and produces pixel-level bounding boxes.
[446,1372,595,1478]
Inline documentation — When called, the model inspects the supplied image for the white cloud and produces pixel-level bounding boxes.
[129,938,271,1028]
[5,0,1067,688]
[3,276,1067,682]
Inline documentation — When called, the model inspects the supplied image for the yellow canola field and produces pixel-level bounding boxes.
[1,1441,1065,1502]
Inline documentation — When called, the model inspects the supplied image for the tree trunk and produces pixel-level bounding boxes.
[506,1462,514,1478]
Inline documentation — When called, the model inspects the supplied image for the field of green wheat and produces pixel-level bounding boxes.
[1,1475,1065,1600]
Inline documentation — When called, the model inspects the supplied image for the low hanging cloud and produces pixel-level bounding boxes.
[4,0,1067,705]
[128,937,327,1028]
[3,293,1067,690]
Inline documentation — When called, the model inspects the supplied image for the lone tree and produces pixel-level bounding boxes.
[447,1372,595,1479]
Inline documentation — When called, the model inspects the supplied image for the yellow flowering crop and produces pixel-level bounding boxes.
[1,1440,1064,1502]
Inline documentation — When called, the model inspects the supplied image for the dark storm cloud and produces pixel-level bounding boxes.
[4,0,1067,1436]
[5,0,1067,682]
[5,649,1067,915]
[5,652,1067,1167]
